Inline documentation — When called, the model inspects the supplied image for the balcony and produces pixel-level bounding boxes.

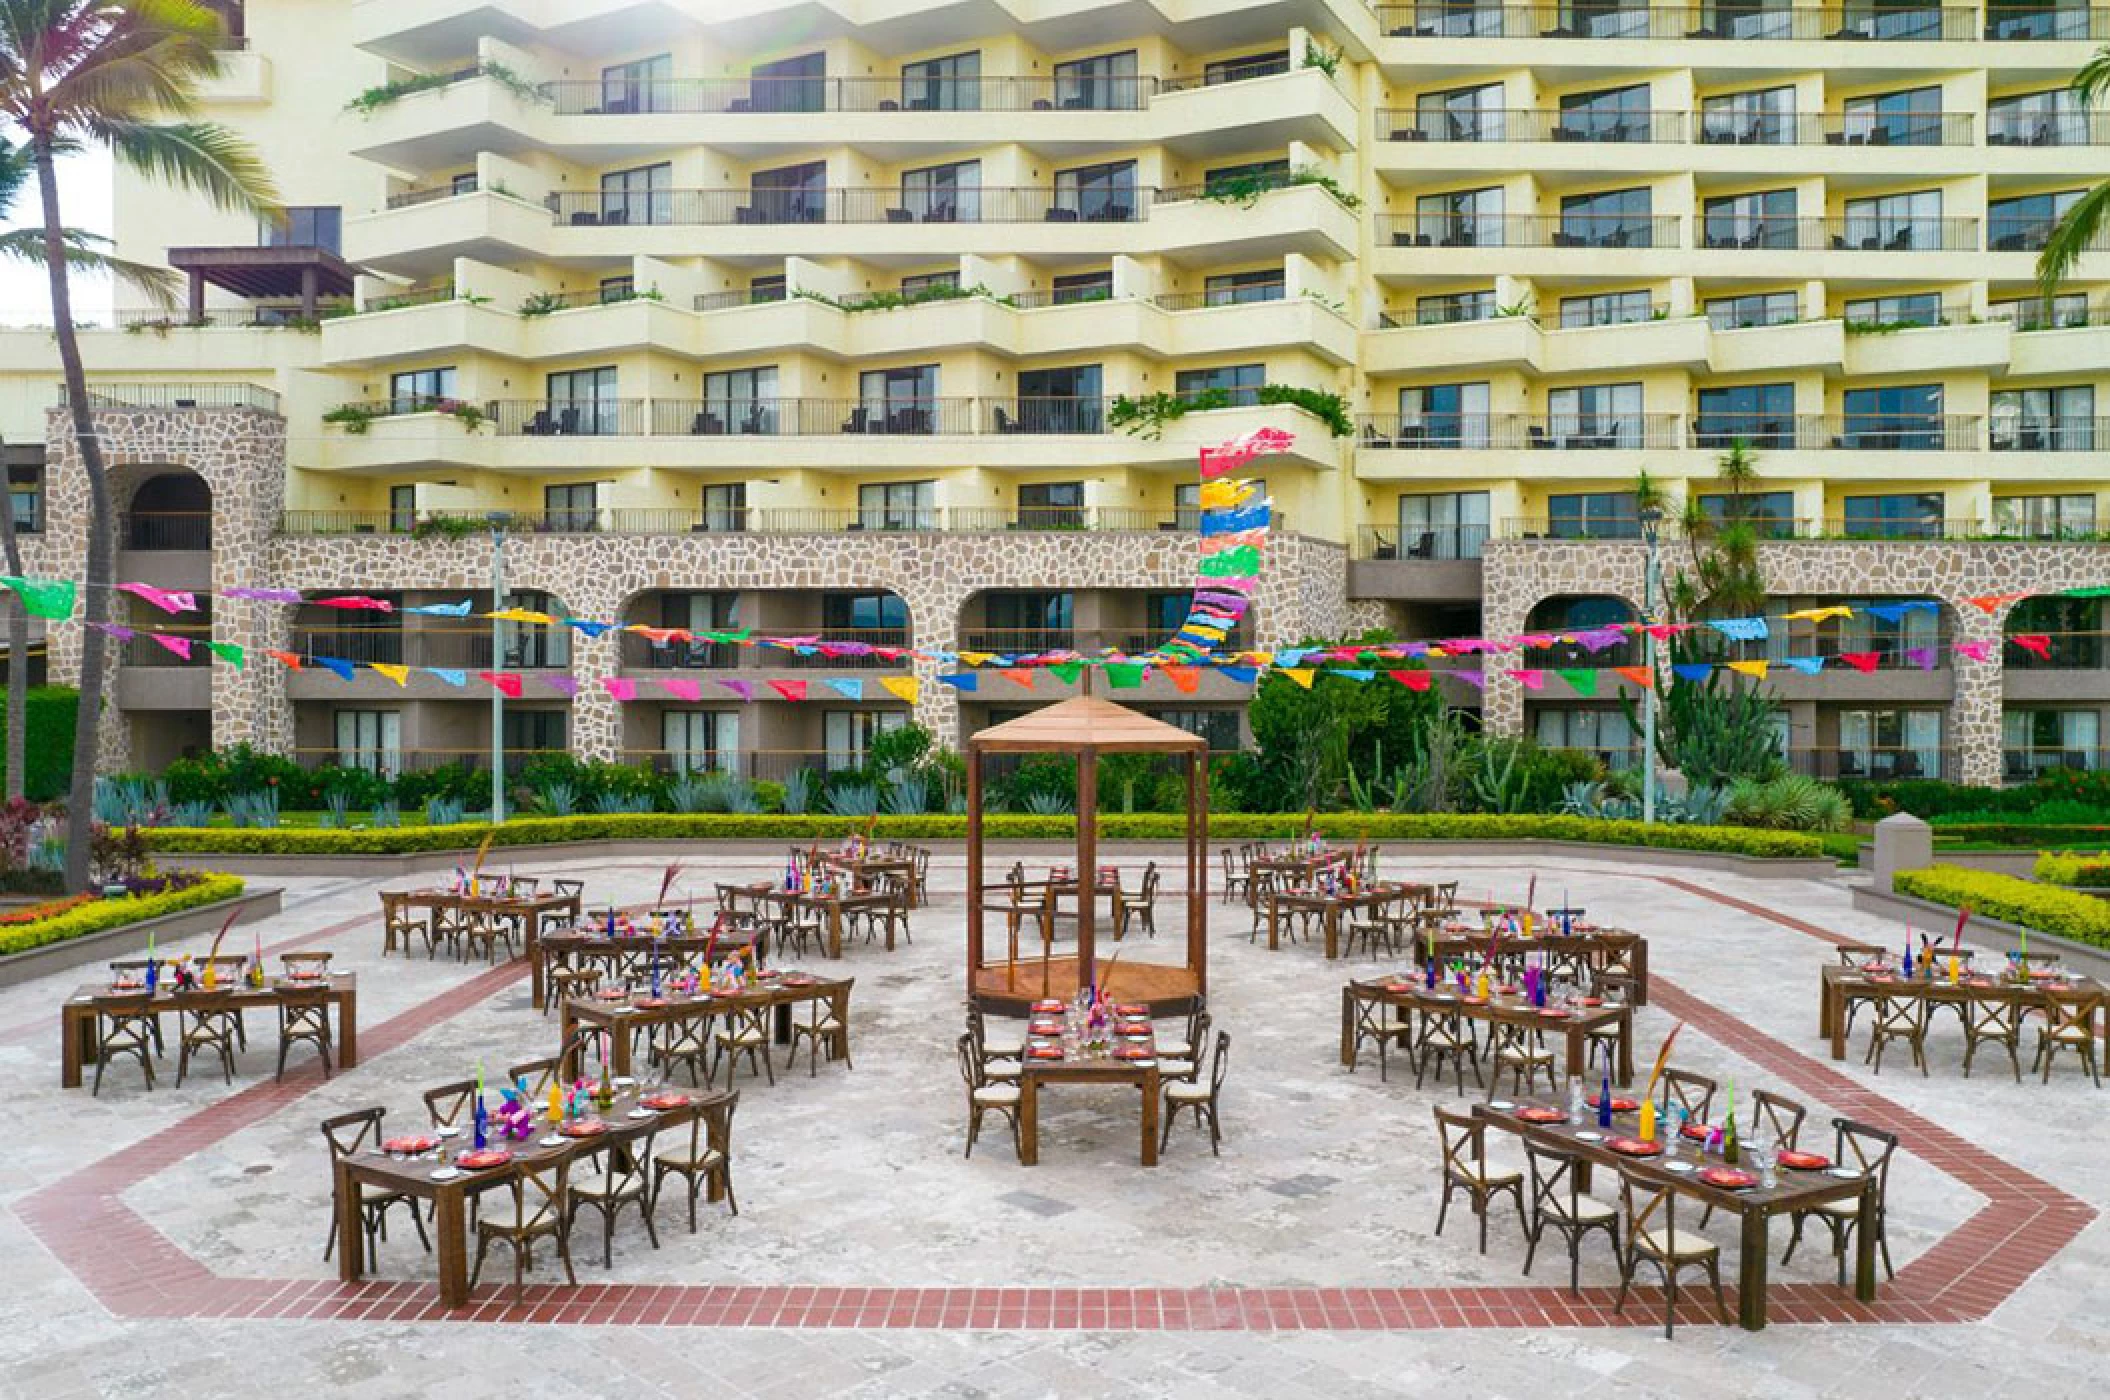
[120,512,213,551]
[1377,213,1681,249]
[542,76,1158,115]
[1355,412,1683,450]
[1697,218,1979,252]
[60,381,281,413]
[620,629,910,672]
[1984,5,2110,37]
[1374,3,1977,38]
[544,187,1151,228]
[1988,111,2110,146]
[1689,414,1981,449]
[1382,108,1689,142]
[1991,417,2106,452]
[277,504,1196,538]
[1496,516,1988,540]
[1788,747,1957,782]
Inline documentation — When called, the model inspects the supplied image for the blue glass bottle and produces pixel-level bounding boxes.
[473,1093,489,1150]
[1597,1073,1613,1128]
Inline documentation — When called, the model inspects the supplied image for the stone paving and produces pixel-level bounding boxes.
[0,848,2104,1398]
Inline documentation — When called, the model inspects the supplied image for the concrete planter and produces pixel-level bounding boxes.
[0,886,283,989]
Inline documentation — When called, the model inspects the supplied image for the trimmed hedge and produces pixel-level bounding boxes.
[1893,865,2110,950]
[139,813,1826,860]
[1936,824,2110,848]
[0,873,246,957]
[0,686,77,801]
[2032,851,2110,887]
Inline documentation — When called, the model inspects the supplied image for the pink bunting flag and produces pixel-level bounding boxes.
[1451,670,1486,689]
[2011,634,2053,660]
[602,677,637,702]
[1505,669,1546,691]
[150,633,193,660]
[310,595,394,612]
[658,678,702,702]
[1198,426,1295,480]
[768,680,808,702]
[540,674,579,696]
[718,679,754,701]
[118,582,197,615]
[477,672,523,698]
[1951,640,1994,663]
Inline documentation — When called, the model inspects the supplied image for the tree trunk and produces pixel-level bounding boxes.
[34,138,111,892]
[0,434,25,801]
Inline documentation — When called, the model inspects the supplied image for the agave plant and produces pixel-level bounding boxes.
[593,791,653,815]
[824,782,880,817]
[222,788,281,829]
[665,773,710,813]
[1021,790,1075,816]
[321,789,354,828]
[93,776,168,827]
[882,772,929,816]
[536,779,578,817]
[781,768,820,816]
[370,800,403,828]
[425,796,466,827]
[169,799,214,827]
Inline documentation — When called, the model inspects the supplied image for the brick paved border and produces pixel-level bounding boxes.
[11,878,2096,1329]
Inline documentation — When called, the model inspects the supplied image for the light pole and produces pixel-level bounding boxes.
[1639,504,1663,824]
[487,511,512,823]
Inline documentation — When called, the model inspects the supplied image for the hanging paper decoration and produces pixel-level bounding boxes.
[118,582,197,615]
[1388,669,1432,692]
[1838,652,1880,673]
[487,608,555,625]
[2011,634,2053,660]
[879,676,920,705]
[659,678,702,702]
[404,599,474,617]
[1784,606,1853,624]
[310,595,394,612]
[150,633,193,660]
[936,673,977,692]
[0,576,74,619]
[266,649,302,670]
[1451,671,1486,689]
[479,672,523,697]
[1045,662,1083,686]
[90,621,135,641]
[1104,661,1146,689]
[1904,647,1938,671]
[1672,663,1713,683]
[602,677,637,701]
[566,618,614,638]
[1726,659,1770,681]
[1000,668,1036,689]
[371,663,410,687]
[221,586,302,604]
[1710,618,1769,643]
[825,678,864,701]
[1280,668,1315,689]
[540,674,579,697]
[206,641,246,669]
[316,657,356,682]
[1780,656,1827,676]
[1507,669,1546,691]
[429,668,468,687]
[1161,665,1200,694]
[1612,665,1654,689]
[1964,592,2032,614]
[718,679,754,701]
[1557,668,1597,697]
[767,679,808,702]
[1952,640,1994,663]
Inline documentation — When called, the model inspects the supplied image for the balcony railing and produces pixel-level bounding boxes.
[1696,217,1979,251]
[542,76,1159,116]
[1357,523,1491,560]
[1009,287,1118,309]
[1788,747,1957,782]
[334,396,1132,440]
[114,307,340,330]
[1696,112,1975,145]
[1380,108,1690,142]
[2005,748,2105,782]
[2003,628,2106,669]
[278,505,1196,538]
[1496,516,2010,541]
[386,180,474,210]
[544,186,1152,227]
[1359,414,1526,449]
[490,399,650,437]
[620,628,911,671]
[1984,6,2110,38]
[1989,218,2110,253]
[1689,414,1982,449]
[120,630,213,668]
[362,284,456,314]
[60,382,280,413]
[1990,417,2106,451]
[1988,110,2110,145]
[120,512,213,551]
[693,287,788,312]
[1375,4,1975,38]
[1151,285,1286,310]
[1378,214,1682,248]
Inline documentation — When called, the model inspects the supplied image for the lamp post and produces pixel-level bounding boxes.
[1639,504,1664,824]
[487,511,512,823]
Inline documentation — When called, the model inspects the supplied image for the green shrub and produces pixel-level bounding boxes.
[1893,865,2110,950]
[0,873,245,956]
[1934,823,2110,847]
[137,812,1825,859]
[0,687,77,801]
[2032,851,2110,886]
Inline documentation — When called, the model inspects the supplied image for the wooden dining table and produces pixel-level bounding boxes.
[1818,961,2105,1061]
[536,925,764,1010]
[1016,1022,1164,1168]
[1474,1098,1880,1331]
[1340,974,1634,1083]
[1267,883,1418,959]
[747,885,899,959]
[812,849,922,905]
[1423,927,1651,1005]
[391,886,583,1007]
[60,973,359,1089]
[333,1083,733,1309]
[559,974,854,1081]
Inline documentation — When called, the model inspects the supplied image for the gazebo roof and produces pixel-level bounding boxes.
[966,695,1208,755]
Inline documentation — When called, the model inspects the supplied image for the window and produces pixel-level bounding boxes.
[1841,384,1945,449]
[1204,50,1289,84]
[1990,190,2084,251]
[1015,365,1103,433]
[702,366,779,435]
[1414,83,1506,141]
[983,592,1074,644]
[700,483,747,533]
[1397,383,1491,448]
[388,366,455,414]
[854,482,934,531]
[1994,493,2096,538]
[1558,187,1652,246]
[333,710,400,778]
[901,159,980,222]
[544,366,620,435]
[1155,709,1241,750]
[1696,383,1795,447]
[264,206,341,254]
[656,592,739,667]
[1414,289,1496,325]
[1701,85,1794,143]
[1841,86,1943,145]
[600,54,670,113]
[450,171,478,195]
[1173,482,1201,530]
[1830,598,1942,663]
[1396,491,1491,559]
[858,365,939,433]
[1698,490,1797,537]
[1987,2,2095,38]
[1837,709,1943,781]
[1546,382,1644,447]
[824,710,907,771]
[1203,269,1285,305]
[503,709,566,751]
[598,275,635,303]
[1415,187,1504,246]
[1559,290,1654,328]
[1557,84,1651,141]
[1707,291,1798,330]
[387,484,415,535]
[1844,292,1946,328]
[1989,87,2085,145]
[543,484,597,533]
[750,160,826,224]
[599,162,671,226]
[1565,0,1654,37]
[1051,270,1113,304]
[1547,491,1641,539]
[900,270,959,296]
[1176,364,1264,406]
[1202,159,1290,195]
[1842,189,1943,250]
[1535,708,1637,765]
[1145,592,1193,635]
[751,52,825,112]
[1017,482,1085,529]
[823,591,910,634]
[2008,596,2099,668]
[1053,50,1139,109]
[1703,189,1796,248]
[2005,710,2100,778]
[1992,387,2095,451]
[1842,492,1945,538]
[900,51,979,111]
[662,710,738,775]
[1700,0,1795,38]
[1053,160,1138,221]
[7,466,38,534]
[1990,293,2088,329]
[749,274,787,304]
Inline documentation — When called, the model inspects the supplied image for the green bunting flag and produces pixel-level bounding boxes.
[1557,668,1597,697]
[1104,661,1145,689]
[1196,546,1261,578]
[0,575,75,620]
[1046,661,1085,686]
[207,641,247,669]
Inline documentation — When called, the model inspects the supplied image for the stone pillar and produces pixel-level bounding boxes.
[1870,811,1932,891]
[1950,603,2006,787]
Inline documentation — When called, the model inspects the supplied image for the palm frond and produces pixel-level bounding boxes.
[2036,177,2110,295]
[0,226,178,307]
[103,119,277,217]
[2072,42,2110,107]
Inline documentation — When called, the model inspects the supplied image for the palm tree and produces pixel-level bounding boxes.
[0,0,277,888]
[2036,46,2110,296]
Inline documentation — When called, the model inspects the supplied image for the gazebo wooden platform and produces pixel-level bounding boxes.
[965,695,1208,1015]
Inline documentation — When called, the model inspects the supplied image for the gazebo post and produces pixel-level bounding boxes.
[1076,748,1099,997]
[966,748,985,991]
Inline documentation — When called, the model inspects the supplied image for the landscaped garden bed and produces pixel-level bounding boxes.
[0,871,246,957]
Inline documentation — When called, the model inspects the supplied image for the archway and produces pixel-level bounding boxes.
[124,469,213,550]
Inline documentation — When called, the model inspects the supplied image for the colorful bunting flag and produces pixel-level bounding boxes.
[1838,652,1880,673]
[1781,656,1827,676]
[0,576,74,619]
[1710,618,1769,643]
[265,649,302,671]
[317,657,356,682]
[1162,665,1200,693]
[206,641,246,669]
[310,595,393,612]
[1784,606,1853,624]
[1952,640,1994,663]
[221,586,301,603]
[825,678,864,701]
[718,679,754,701]
[150,633,192,660]
[404,599,474,616]
[429,668,468,687]
[479,672,523,697]
[540,675,580,697]
[119,582,197,615]
[1726,659,1770,681]
[602,677,637,702]
[1045,663,1084,686]
[1557,668,1597,697]
[879,676,920,705]
[659,679,702,702]
[1000,668,1036,689]
[1281,668,1315,689]
[369,662,409,686]
[1105,661,1146,689]
[1612,666,1654,689]
[486,608,555,625]
[1904,647,1938,671]
[768,680,808,702]
[1672,663,1713,683]
[2011,634,2053,660]
[1388,670,1432,692]
[1506,669,1546,691]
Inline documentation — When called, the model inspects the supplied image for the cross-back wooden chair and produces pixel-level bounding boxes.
[956,1031,1020,1160]
[91,992,158,1095]
[470,1159,576,1302]
[276,986,334,1080]
[1347,985,1414,1081]
[1613,1166,1726,1337]
[2034,991,2103,1087]
[1521,1136,1619,1295]
[1162,1030,1231,1156]
[1962,992,2026,1081]
[1864,986,1930,1076]
[320,1106,429,1263]
[787,979,853,1077]
[507,1056,562,1101]
[568,1131,660,1269]
[651,1092,738,1231]
[423,1078,478,1131]
[1654,1067,1718,1125]
[1782,1117,1900,1285]
[1415,1002,1483,1095]
[1488,1018,1558,1099]
[1433,1104,1526,1254]
[380,890,433,957]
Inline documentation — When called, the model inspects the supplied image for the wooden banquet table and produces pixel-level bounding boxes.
[536,926,763,1011]
[559,973,854,1080]
[391,885,583,1007]
[1267,884,1420,959]
[61,973,359,1089]
[333,1083,734,1309]
[1422,927,1651,1005]
[812,849,922,905]
[1818,961,2106,1061]
[1015,1015,1164,1167]
[1340,975,1634,1083]
[1474,1099,1879,1331]
[743,885,900,960]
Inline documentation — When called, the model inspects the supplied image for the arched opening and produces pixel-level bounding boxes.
[126,470,212,550]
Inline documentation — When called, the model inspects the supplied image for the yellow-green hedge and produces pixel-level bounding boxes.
[2031,850,2110,887]
[1894,864,2110,949]
[0,874,247,957]
[139,813,1825,860]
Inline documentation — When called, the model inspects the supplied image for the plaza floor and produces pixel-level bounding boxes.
[0,847,2102,1398]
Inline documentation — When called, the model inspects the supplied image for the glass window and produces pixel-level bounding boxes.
[387,484,415,534]
[1841,384,1945,449]
[899,271,959,296]
[263,206,341,253]
[857,365,939,434]
[1992,493,2096,538]
[599,162,671,226]
[1842,190,1943,250]
[1202,159,1291,194]
[751,52,825,112]
[1016,482,1085,529]
[1414,289,1496,324]
[1557,84,1651,141]
[1701,85,1794,143]
[1841,85,1943,145]
[1700,0,1796,39]
[1203,50,1289,84]
[1053,160,1138,221]
[1546,382,1644,447]
[1992,387,2095,451]
[1706,291,1798,329]
[1397,383,1491,447]
[1989,87,2085,146]
[543,484,597,533]
[600,54,670,113]
[1534,708,1637,765]
[661,710,738,775]
[701,367,778,436]
[1989,190,2084,251]
[1988,3,2095,38]
[822,591,909,633]
[1696,383,1795,447]
[1559,290,1654,328]
[1014,365,1102,433]
[1698,490,1797,536]
[1051,270,1113,304]
[824,711,908,771]
[1829,598,1943,662]
[1204,269,1285,305]
[1052,50,1140,109]
[900,51,979,111]
[1176,364,1264,406]
[1842,492,1945,538]
[1838,709,1944,781]
[1702,189,1796,248]
[2004,709,2100,778]
[900,159,980,222]
[1414,187,1504,246]
[544,366,619,435]
[1990,293,2089,329]
[1844,292,1947,328]
[333,710,400,777]
[7,464,38,534]
[749,161,826,224]
[853,482,935,532]
[1397,491,1491,558]
[1414,82,1506,141]
[503,588,571,669]
[701,483,747,532]
[1547,492,1641,539]
[2008,596,2100,668]
[983,592,1074,639]
[388,366,455,413]
[1558,187,1653,247]
[748,274,787,304]
[1154,709,1241,750]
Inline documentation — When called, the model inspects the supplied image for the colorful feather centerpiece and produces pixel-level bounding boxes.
[1952,904,1971,951]
[1643,1020,1687,1098]
[657,861,683,906]
[468,829,496,878]
[199,906,246,988]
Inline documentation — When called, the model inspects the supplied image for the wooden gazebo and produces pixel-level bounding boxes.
[966,695,1208,1013]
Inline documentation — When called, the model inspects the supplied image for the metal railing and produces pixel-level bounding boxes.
[521,287,666,312]
[545,186,1151,228]
[1010,287,1118,309]
[1988,110,2110,145]
[1989,218,2110,253]
[1151,285,1286,310]
[1687,414,1981,449]
[1990,302,2110,330]
[489,399,649,437]
[1376,3,1975,37]
[2005,749,2105,781]
[1556,300,1675,328]
[386,180,474,210]
[288,748,561,780]
[1379,108,1689,142]
[115,307,336,330]
[1159,55,1295,91]
[1842,301,1972,329]
[1378,301,1502,328]
[543,75,1159,116]
[60,382,280,413]
[1990,417,2106,451]
[1358,414,1526,449]
[1378,213,1681,248]
[1788,748,1958,782]
[981,397,1109,435]
[120,512,213,551]
[361,284,456,314]
[693,287,788,312]
[120,630,213,668]
[2002,629,2105,669]
[1694,217,1979,251]
[278,503,1204,539]
[1356,523,1491,560]
[1984,6,2110,38]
